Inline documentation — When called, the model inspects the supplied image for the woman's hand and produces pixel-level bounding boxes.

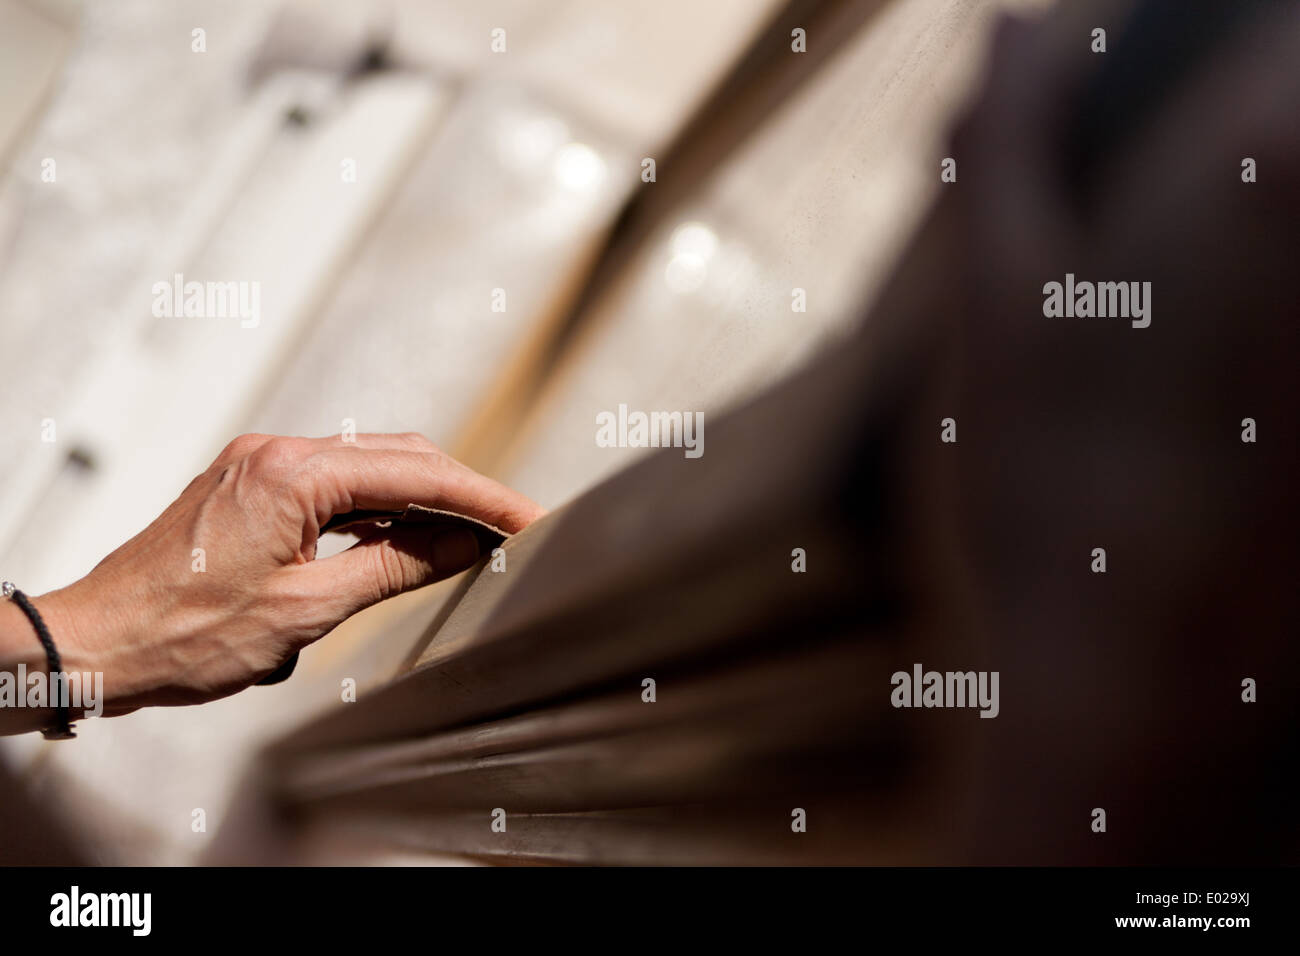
[11,433,542,725]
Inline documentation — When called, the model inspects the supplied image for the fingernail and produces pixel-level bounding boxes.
[430,528,480,574]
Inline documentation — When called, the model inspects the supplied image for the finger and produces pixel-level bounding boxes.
[296,524,482,612]
[302,448,545,534]
[214,432,441,473]
[298,432,443,454]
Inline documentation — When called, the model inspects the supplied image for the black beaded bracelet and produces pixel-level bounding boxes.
[2,582,76,739]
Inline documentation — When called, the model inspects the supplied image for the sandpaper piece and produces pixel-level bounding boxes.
[256,506,507,685]
[319,504,508,552]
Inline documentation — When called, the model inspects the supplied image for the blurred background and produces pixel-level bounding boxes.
[1,0,1054,864]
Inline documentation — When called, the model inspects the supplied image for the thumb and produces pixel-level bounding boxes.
[301,524,482,615]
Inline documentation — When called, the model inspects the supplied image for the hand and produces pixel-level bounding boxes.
[25,433,543,720]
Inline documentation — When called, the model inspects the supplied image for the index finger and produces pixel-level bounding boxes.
[302,448,544,535]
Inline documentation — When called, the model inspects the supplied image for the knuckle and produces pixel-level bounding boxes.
[399,431,439,453]
[217,433,271,465]
[413,454,448,490]
[371,541,408,600]
[247,436,313,483]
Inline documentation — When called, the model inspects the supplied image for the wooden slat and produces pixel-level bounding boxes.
[277,635,899,811]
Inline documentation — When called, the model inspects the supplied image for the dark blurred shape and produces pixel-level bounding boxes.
[222,0,1298,864]
[0,757,86,866]
[1070,0,1274,196]
[247,2,395,90]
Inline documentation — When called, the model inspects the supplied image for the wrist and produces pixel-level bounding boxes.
[1,580,112,734]
[30,585,92,669]
[29,580,127,720]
